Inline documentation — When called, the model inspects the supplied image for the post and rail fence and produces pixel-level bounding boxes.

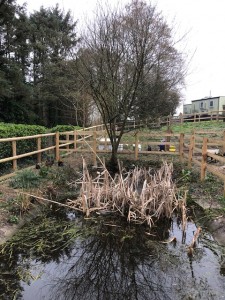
[1,123,225,195]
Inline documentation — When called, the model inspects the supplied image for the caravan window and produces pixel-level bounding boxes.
[200,102,203,108]
[209,100,214,107]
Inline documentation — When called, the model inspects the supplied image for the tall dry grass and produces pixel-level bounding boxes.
[68,159,186,228]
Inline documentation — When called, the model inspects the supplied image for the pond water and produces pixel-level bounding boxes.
[0,211,225,300]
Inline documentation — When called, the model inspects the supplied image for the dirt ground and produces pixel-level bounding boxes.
[1,153,225,247]
[0,184,18,244]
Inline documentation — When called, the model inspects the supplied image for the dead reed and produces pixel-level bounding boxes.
[68,159,180,227]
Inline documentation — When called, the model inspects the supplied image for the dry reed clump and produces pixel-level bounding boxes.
[68,159,181,227]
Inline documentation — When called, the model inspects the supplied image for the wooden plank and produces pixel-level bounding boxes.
[74,130,77,151]
[0,133,55,142]
[138,141,176,146]
[59,142,74,148]
[37,137,41,164]
[207,140,224,145]
[136,133,180,137]
[206,152,225,163]
[188,134,195,168]
[135,133,139,160]
[201,137,208,181]
[140,151,178,155]
[12,140,17,171]
[93,131,97,166]
[75,131,95,135]
[195,131,220,134]
[206,164,225,181]
[0,146,56,163]
[179,133,184,162]
[223,131,225,155]
[55,132,60,161]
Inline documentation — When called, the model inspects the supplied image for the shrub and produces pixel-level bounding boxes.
[10,169,41,189]
[0,123,47,165]
[50,125,81,133]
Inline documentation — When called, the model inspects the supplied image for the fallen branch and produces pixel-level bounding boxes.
[20,192,82,211]
[187,227,202,257]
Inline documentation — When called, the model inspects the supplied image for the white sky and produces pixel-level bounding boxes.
[17,0,225,109]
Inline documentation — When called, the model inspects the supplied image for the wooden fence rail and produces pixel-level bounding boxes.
[167,110,225,126]
[1,127,225,195]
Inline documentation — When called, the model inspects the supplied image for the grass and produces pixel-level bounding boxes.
[164,120,225,134]
[10,169,41,189]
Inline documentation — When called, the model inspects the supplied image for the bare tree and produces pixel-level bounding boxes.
[77,0,186,168]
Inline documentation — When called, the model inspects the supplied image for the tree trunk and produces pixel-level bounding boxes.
[107,146,119,174]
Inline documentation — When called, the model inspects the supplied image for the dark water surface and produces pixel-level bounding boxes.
[1,212,225,300]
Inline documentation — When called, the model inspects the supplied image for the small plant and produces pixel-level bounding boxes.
[176,168,192,186]
[2,194,33,217]
[39,166,49,178]
[8,214,19,224]
[10,169,41,189]
[217,196,225,206]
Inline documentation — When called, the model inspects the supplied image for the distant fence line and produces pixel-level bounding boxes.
[167,110,225,126]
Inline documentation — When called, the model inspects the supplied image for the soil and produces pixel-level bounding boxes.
[1,153,225,247]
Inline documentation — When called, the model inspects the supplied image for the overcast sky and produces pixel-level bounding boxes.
[17,0,225,108]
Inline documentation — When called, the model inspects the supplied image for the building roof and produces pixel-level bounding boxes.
[192,96,224,102]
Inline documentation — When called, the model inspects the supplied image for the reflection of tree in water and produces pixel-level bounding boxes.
[1,213,223,300]
[51,217,176,300]
[0,211,80,299]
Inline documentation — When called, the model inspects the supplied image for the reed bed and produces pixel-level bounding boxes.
[68,159,181,227]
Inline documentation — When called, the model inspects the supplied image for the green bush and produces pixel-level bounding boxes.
[10,169,41,189]
[50,125,81,133]
[0,123,47,163]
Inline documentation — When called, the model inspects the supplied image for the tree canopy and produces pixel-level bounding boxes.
[77,0,186,165]
[0,0,186,143]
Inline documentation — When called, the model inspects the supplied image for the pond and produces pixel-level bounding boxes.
[0,210,225,300]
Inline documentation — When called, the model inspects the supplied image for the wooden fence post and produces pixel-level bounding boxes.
[224,180,225,198]
[66,133,69,150]
[12,140,17,171]
[104,131,107,150]
[216,111,219,121]
[180,113,183,125]
[93,130,97,166]
[166,128,172,151]
[223,130,225,155]
[74,130,77,151]
[188,134,195,168]
[135,132,139,160]
[201,137,208,181]
[55,132,60,161]
[179,133,184,162]
[37,137,41,164]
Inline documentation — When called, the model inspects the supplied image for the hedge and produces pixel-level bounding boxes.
[0,123,47,169]
[0,123,82,172]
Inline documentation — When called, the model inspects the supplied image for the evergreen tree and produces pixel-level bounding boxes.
[28,5,79,126]
[0,0,34,123]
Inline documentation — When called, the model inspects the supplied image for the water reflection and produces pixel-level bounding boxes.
[40,217,224,300]
[43,219,170,300]
[1,213,225,300]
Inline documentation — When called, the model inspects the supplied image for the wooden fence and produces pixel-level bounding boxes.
[168,110,225,125]
[1,126,225,195]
